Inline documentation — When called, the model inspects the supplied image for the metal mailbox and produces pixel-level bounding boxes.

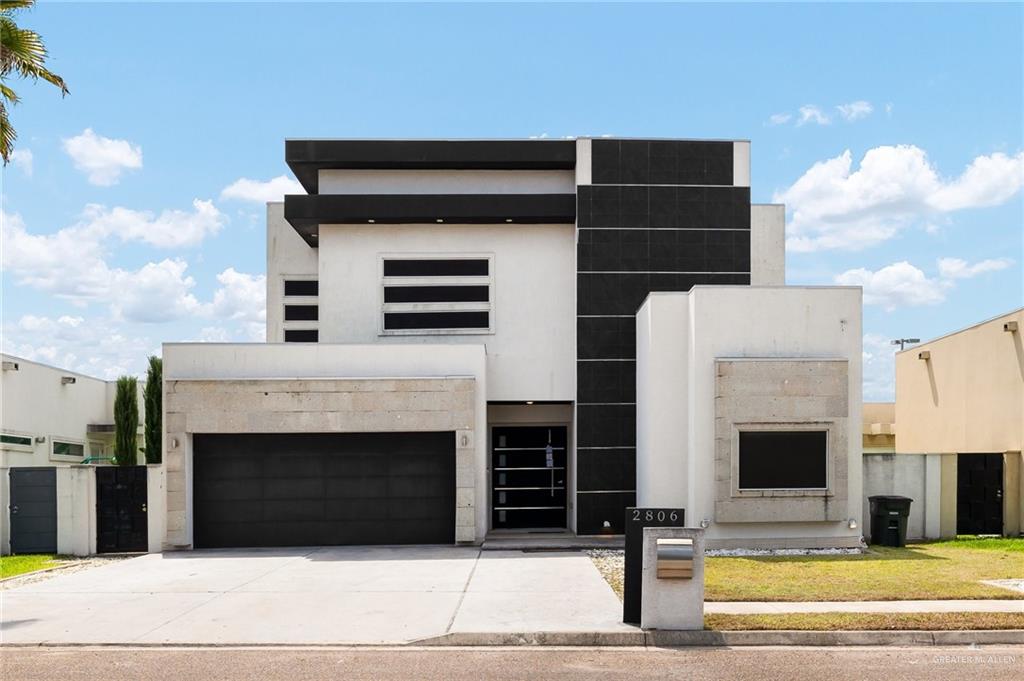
[656,538,694,579]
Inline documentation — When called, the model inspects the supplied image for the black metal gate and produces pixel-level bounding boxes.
[96,466,149,553]
[957,453,1003,535]
[9,468,57,554]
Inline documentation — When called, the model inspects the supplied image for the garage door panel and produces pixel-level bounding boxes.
[194,432,456,548]
[264,478,324,499]
[323,455,388,477]
[324,477,389,498]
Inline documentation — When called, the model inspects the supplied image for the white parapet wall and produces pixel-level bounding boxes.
[637,286,863,549]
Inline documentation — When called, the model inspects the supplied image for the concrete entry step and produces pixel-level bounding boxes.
[482,531,624,551]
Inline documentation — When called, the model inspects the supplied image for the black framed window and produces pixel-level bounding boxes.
[284,329,318,343]
[284,305,318,322]
[284,280,318,296]
[738,430,827,490]
[382,257,492,332]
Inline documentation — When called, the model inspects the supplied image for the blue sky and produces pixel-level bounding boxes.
[2,2,1022,398]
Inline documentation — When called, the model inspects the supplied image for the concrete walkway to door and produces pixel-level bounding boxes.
[0,547,633,645]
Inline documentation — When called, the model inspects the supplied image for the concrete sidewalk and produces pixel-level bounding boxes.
[0,547,631,645]
[706,600,1024,614]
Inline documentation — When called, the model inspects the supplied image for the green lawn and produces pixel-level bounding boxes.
[0,554,63,579]
[705,612,1024,631]
[706,538,1024,601]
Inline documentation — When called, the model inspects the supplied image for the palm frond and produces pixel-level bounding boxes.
[0,20,69,94]
[0,82,19,104]
[0,1,36,14]
[0,99,16,164]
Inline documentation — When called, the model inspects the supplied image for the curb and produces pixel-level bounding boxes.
[419,629,1024,647]
[3,630,1022,649]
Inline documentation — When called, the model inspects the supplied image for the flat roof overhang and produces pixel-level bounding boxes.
[284,193,577,246]
[286,140,577,194]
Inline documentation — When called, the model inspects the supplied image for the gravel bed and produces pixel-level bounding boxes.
[1,555,131,590]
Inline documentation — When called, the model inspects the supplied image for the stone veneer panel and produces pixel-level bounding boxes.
[164,377,477,547]
[714,359,849,523]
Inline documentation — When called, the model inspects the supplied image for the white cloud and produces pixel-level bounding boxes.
[836,256,1014,311]
[776,145,1024,252]
[885,102,894,116]
[2,314,153,379]
[1,207,250,326]
[835,261,946,311]
[10,148,33,176]
[796,105,830,126]
[78,199,225,248]
[936,256,1013,280]
[836,100,873,121]
[109,259,201,324]
[767,113,792,126]
[62,128,143,186]
[220,175,303,203]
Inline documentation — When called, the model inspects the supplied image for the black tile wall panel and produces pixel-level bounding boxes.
[576,405,636,448]
[577,185,750,230]
[577,491,636,535]
[575,138,752,535]
[576,449,637,491]
[591,140,734,186]
[577,361,636,403]
[577,317,636,360]
[578,229,750,273]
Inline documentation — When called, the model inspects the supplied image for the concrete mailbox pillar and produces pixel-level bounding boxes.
[640,527,705,630]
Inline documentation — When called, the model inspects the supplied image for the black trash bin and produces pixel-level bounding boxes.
[868,495,913,547]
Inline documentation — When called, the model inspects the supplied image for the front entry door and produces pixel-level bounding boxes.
[96,466,148,552]
[957,453,1003,535]
[491,426,567,529]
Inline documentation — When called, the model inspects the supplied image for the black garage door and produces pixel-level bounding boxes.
[193,432,455,548]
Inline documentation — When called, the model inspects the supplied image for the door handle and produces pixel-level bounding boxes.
[142,503,147,512]
[10,505,17,514]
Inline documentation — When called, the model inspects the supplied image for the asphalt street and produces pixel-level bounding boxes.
[2,645,1022,681]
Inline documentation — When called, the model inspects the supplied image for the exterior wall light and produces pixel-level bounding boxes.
[917,350,931,360]
[1,361,18,371]
[35,436,46,444]
[848,518,858,530]
[699,519,710,529]
[61,376,77,385]
[1005,321,1019,333]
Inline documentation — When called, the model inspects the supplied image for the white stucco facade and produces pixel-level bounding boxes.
[636,286,863,548]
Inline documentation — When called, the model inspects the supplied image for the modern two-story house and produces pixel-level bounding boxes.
[161,138,863,550]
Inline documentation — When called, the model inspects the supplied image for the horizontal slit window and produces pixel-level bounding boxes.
[284,305,318,321]
[53,440,85,457]
[384,285,489,303]
[383,259,488,277]
[284,329,318,343]
[738,430,827,490]
[384,311,489,330]
[284,280,318,296]
[1,433,32,447]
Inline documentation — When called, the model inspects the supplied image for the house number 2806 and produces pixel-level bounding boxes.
[632,509,679,522]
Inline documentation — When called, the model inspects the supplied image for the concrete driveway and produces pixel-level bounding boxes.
[1,547,632,644]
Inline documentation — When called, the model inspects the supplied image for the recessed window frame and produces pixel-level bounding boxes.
[730,421,835,498]
[281,275,319,343]
[51,437,86,462]
[0,431,34,453]
[379,253,495,336]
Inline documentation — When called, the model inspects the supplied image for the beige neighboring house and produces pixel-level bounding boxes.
[895,308,1024,538]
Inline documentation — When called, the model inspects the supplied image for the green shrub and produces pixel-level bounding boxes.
[143,356,162,464]
[114,376,139,466]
